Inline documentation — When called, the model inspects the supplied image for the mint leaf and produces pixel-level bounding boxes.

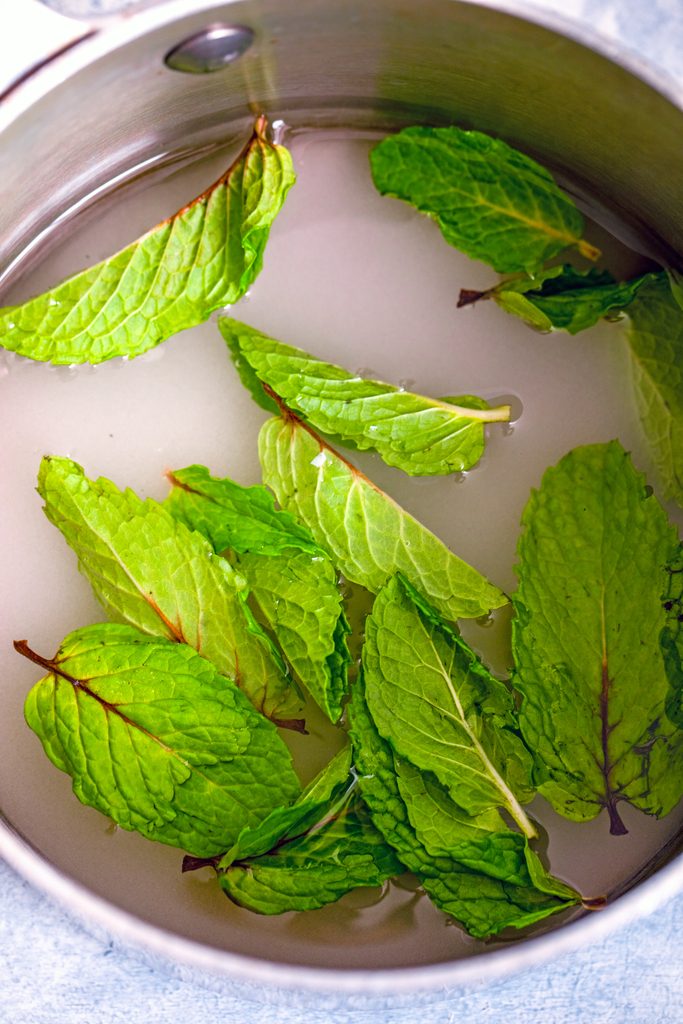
[165,466,350,721]
[512,441,683,834]
[463,266,658,335]
[370,126,599,275]
[38,456,301,722]
[0,118,294,365]
[165,464,319,557]
[20,624,301,857]
[363,575,536,838]
[626,275,683,504]
[215,746,401,914]
[217,746,355,864]
[221,318,510,475]
[238,550,351,722]
[348,677,579,939]
[258,413,507,621]
[217,796,400,915]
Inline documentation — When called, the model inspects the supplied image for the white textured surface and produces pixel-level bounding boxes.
[3,0,683,1020]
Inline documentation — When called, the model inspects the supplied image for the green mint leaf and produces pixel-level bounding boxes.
[348,677,579,939]
[217,746,354,865]
[20,624,301,857]
[165,464,319,556]
[363,575,536,838]
[662,547,683,728]
[165,466,350,721]
[370,126,598,275]
[626,275,683,504]
[468,266,659,335]
[512,441,683,834]
[215,745,400,914]
[258,413,507,621]
[221,318,510,475]
[238,550,351,722]
[38,456,301,722]
[217,796,400,915]
[0,118,294,365]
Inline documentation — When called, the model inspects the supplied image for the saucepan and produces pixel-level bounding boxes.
[2,0,683,1010]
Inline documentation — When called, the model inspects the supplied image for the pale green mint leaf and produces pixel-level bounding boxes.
[20,623,301,857]
[165,465,350,721]
[258,414,507,621]
[512,441,683,834]
[626,275,683,504]
[363,575,536,838]
[348,676,579,939]
[216,747,354,865]
[238,550,351,722]
[217,796,400,915]
[220,318,510,476]
[370,126,599,275]
[165,464,319,557]
[0,118,295,365]
[38,456,302,722]
[484,266,657,335]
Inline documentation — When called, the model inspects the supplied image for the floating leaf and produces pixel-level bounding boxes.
[221,318,510,475]
[258,413,507,621]
[460,266,658,335]
[165,465,350,721]
[21,624,301,857]
[363,575,535,837]
[370,126,598,275]
[215,746,400,913]
[348,675,580,939]
[626,275,683,504]
[0,118,294,364]
[512,441,683,834]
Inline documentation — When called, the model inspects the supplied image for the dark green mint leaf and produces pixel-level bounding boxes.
[626,275,683,504]
[348,676,579,939]
[370,126,599,275]
[363,575,536,837]
[20,624,301,857]
[221,318,510,475]
[38,456,301,722]
[258,413,507,620]
[0,119,294,365]
[217,747,354,865]
[512,441,683,834]
[165,465,350,721]
[216,745,400,914]
[467,266,659,335]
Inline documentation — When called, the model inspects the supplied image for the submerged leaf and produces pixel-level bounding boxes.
[0,118,294,364]
[21,624,301,857]
[626,275,683,504]
[370,126,598,275]
[348,676,579,939]
[165,465,350,721]
[216,746,400,913]
[258,412,507,621]
[38,456,301,721]
[363,575,535,837]
[461,266,658,335]
[221,318,510,475]
[512,441,683,834]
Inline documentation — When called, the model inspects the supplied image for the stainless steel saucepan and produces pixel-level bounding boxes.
[2,0,683,1009]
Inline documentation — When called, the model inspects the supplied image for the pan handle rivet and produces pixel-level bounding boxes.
[164,24,254,74]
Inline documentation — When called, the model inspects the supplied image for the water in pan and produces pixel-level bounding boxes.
[0,128,681,970]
